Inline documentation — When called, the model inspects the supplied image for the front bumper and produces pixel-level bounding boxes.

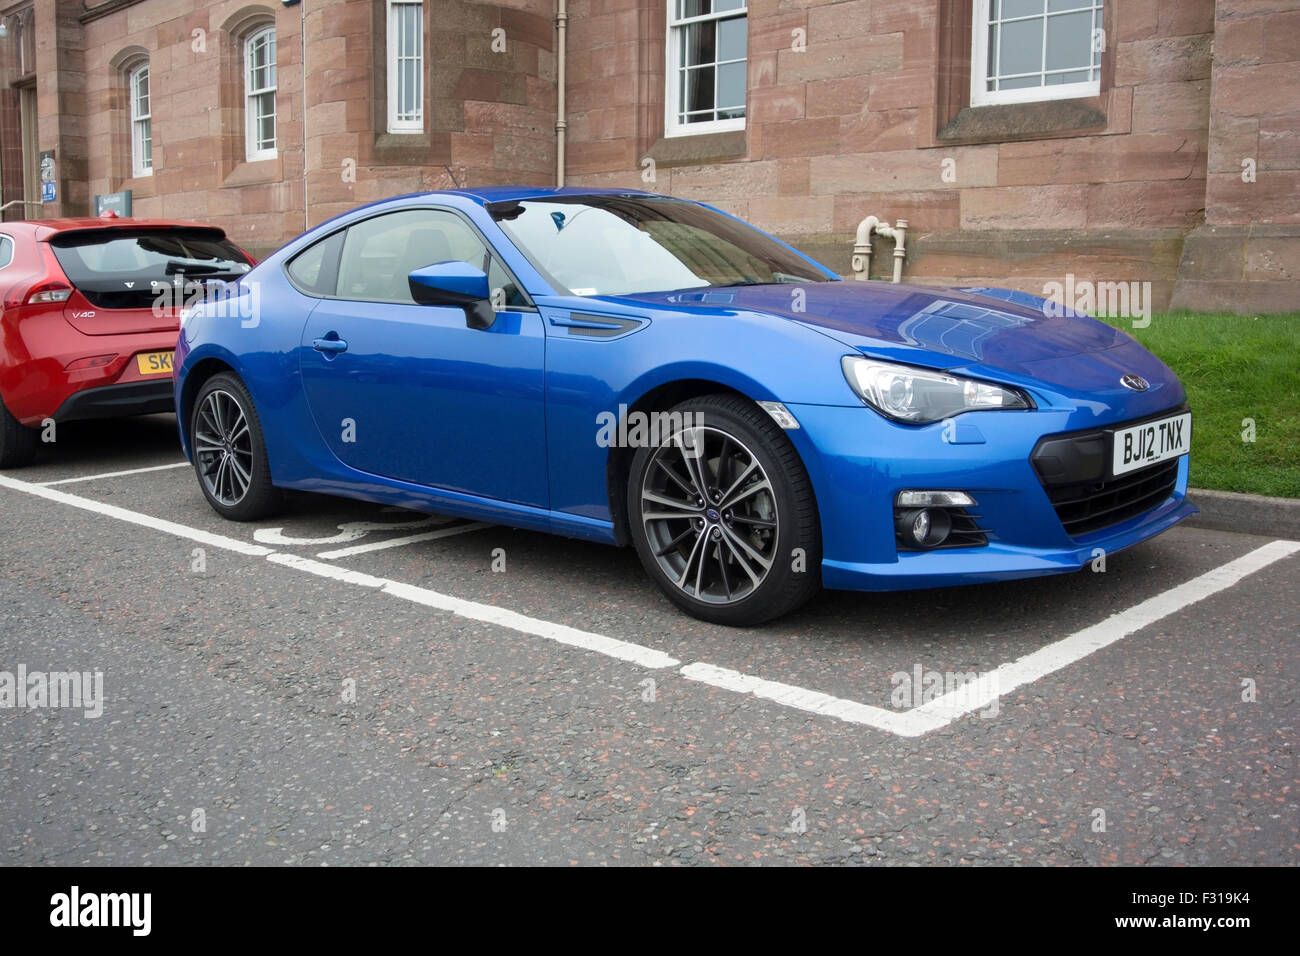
[785,402,1197,592]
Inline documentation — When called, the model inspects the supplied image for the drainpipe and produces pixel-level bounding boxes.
[884,219,907,283]
[300,0,308,231]
[851,215,879,281]
[851,216,908,282]
[555,0,567,188]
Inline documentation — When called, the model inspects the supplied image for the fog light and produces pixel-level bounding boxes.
[895,507,951,548]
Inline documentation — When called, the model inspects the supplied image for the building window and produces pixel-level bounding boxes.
[387,0,423,133]
[666,0,747,137]
[10,7,35,77]
[971,0,1103,107]
[129,63,152,177]
[245,27,277,161]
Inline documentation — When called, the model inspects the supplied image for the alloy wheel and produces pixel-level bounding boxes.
[194,389,254,507]
[639,426,779,605]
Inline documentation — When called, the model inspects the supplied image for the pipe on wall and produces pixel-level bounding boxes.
[852,216,908,282]
[300,0,308,231]
[555,0,567,187]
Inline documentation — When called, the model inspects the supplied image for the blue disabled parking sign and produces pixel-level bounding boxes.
[42,181,56,202]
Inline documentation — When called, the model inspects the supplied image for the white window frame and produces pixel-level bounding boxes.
[387,0,424,134]
[970,0,1103,108]
[244,26,277,162]
[129,63,152,178]
[664,1,748,138]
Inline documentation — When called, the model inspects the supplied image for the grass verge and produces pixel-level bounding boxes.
[1100,312,1299,498]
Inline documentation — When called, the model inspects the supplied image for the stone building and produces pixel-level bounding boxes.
[2,0,1296,311]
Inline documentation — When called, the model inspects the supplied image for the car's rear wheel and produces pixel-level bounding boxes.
[0,396,39,469]
[191,372,281,520]
[627,395,821,626]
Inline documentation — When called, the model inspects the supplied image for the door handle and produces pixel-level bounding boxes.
[312,336,348,354]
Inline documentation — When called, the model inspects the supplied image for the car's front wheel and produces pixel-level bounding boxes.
[627,395,821,626]
[0,396,38,469]
[190,372,282,521]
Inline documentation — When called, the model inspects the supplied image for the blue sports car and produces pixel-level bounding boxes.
[174,188,1195,625]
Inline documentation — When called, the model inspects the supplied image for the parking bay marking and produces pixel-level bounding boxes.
[683,538,1300,736]
[39,461,192,487]
[0,473,677,670]
[2,471,1295,737]
[264,553,680,668]
[1,472,273,557]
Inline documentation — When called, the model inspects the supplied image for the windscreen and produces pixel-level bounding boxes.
[489,195,831,296]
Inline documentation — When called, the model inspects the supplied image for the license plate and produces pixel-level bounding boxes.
[136,351,174,375]
[1112,412,1191,477]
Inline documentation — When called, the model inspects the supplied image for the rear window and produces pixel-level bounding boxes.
[49,228,252,310]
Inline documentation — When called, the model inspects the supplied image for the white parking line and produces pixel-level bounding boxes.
[1,470,1294,737]
[0,473,678,671]
[266,554,681,669]
[317,522,489,559]
[679,663,946,736]
[683,539,1300,736]
[383,580,680,668]
[907,538,1300,730]
[0,473,272,557]
[39,462,191,486]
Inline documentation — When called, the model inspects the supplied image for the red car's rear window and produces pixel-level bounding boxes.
[49,227,252,310]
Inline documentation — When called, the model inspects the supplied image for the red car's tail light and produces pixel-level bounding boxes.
[26,282,73,304]
[64,354,118,371]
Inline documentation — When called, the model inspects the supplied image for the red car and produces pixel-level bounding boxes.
[0,213,255,467]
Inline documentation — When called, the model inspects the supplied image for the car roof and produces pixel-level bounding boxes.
[283,186,673,251]
[346,185,663,216]
[450,186,658,203]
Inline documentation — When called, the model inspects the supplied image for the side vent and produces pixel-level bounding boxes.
[548,313,646,339]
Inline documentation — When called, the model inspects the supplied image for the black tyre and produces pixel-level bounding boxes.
[0,395,39,469]
[627,394,821,626]
[190,372,282,521]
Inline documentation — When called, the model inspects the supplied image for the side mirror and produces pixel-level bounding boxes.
[408,261,495,330]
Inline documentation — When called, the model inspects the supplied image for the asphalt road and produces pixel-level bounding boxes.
[1,414,1296,865]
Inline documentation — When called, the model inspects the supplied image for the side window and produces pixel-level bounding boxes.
[0,236,13,269]
[286,231,343,297]
[335,208,528,309]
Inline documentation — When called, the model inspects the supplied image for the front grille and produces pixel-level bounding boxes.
[1045,459,1179,537]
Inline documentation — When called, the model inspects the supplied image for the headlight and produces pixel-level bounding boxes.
[841,356,1031,424]
[179,304,200,330]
